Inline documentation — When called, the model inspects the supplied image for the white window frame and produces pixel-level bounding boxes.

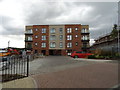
[59,28,63,33]
[42,28,46,33]
[50,35,56,40]
[35,28,38,31]
[76,42,78,46]
[67,35,72,40]
[82,28,88,33]
[67,42,72,48]
[82,35,89,40]
[59,42,63,48]
[27,36,32,41]
[35,35,38,38]
[67,28,72,33]
[50,28,55,33]
[75,27,78,31]
[60,35,63,40]
[75,35,78,38]
[35,42,38,46]
[50,42,56,48]
[26,29,33,33]
[42,35,46,40]
[41,43,46,48]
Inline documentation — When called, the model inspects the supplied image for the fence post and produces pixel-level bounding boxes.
[27,55,29,77]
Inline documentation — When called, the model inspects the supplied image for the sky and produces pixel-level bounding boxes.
[0,0,119,48]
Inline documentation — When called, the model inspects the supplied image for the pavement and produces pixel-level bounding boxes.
[2,77,36,88]
[1,57,119,89]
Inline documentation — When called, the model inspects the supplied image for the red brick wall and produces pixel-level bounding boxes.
[65,24,82,52]
[33,25,49,54]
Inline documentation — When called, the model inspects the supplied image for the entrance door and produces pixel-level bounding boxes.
[49,50,61,56]
[41,50,46,55]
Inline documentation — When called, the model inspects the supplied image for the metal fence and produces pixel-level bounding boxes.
[0,55,29,82]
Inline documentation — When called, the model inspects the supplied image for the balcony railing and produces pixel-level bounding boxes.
[81,39,90,42]
[26,47,32,50]
[25,31,33,35]
[25,39,33,42]
[81,31,89,34]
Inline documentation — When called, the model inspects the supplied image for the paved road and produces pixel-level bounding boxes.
[1,56,119,88]
[1,56,118,76]
[30,56,118,88]
[29,56,114,75]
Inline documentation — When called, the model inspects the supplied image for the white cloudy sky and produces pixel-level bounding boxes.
[0,0,119,48]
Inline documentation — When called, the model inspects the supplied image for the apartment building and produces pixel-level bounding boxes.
[25,24,90,55]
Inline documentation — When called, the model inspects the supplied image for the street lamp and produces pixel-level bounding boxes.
[8,40,10,48]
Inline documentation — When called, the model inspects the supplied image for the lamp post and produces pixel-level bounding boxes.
[8,40,10,48]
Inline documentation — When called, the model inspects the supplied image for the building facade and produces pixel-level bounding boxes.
[25,24,90,55]
[90,32,120,54]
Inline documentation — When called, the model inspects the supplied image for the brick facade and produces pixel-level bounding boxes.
[25,24,89,55]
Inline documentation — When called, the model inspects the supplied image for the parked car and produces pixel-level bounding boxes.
[71,51,93,58]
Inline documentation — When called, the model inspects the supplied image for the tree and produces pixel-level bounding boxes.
[111,24,118,39]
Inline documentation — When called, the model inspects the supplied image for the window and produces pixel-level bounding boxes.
[41,43,46,48]
[82,28,88,33]
[35,35,38,38]
[50,28,55,33]
[75,27,78,31]
[26,29,33,33]
[59,28,63,33]
[27,36,32,41]
[60,35,63,40]
[67,35,72,40]
[42,28,46,33]
[50,35,56,40]
[67,42,72,48]
[50,42,56,48]
[42,35,46,40]
[82,35,89,40]
[76,42,78,46]
[35,42,38,46]
[27,43,32,48]
[75,35,78,38]
[60,42,63,48]
[67,28,72,33]
[35,28,38,31]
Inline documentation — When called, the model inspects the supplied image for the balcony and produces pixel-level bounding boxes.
[81,29,89,34]
[81,32,89,35]
[25,39,33,42]
[26,47,32,50]
[81,39,90,42]
[25,30,33,35]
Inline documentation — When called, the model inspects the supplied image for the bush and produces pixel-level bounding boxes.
[115,53,120,58]
[88,55,96,59]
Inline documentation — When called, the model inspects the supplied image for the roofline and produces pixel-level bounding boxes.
[25,24,89,26]
[94,33,111,41]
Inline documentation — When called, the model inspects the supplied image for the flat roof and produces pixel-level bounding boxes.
[26,24,88,26]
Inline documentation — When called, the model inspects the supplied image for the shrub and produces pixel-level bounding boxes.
[88,55,96,59]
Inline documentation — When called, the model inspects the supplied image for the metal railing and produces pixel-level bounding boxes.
[0,55,29,82]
